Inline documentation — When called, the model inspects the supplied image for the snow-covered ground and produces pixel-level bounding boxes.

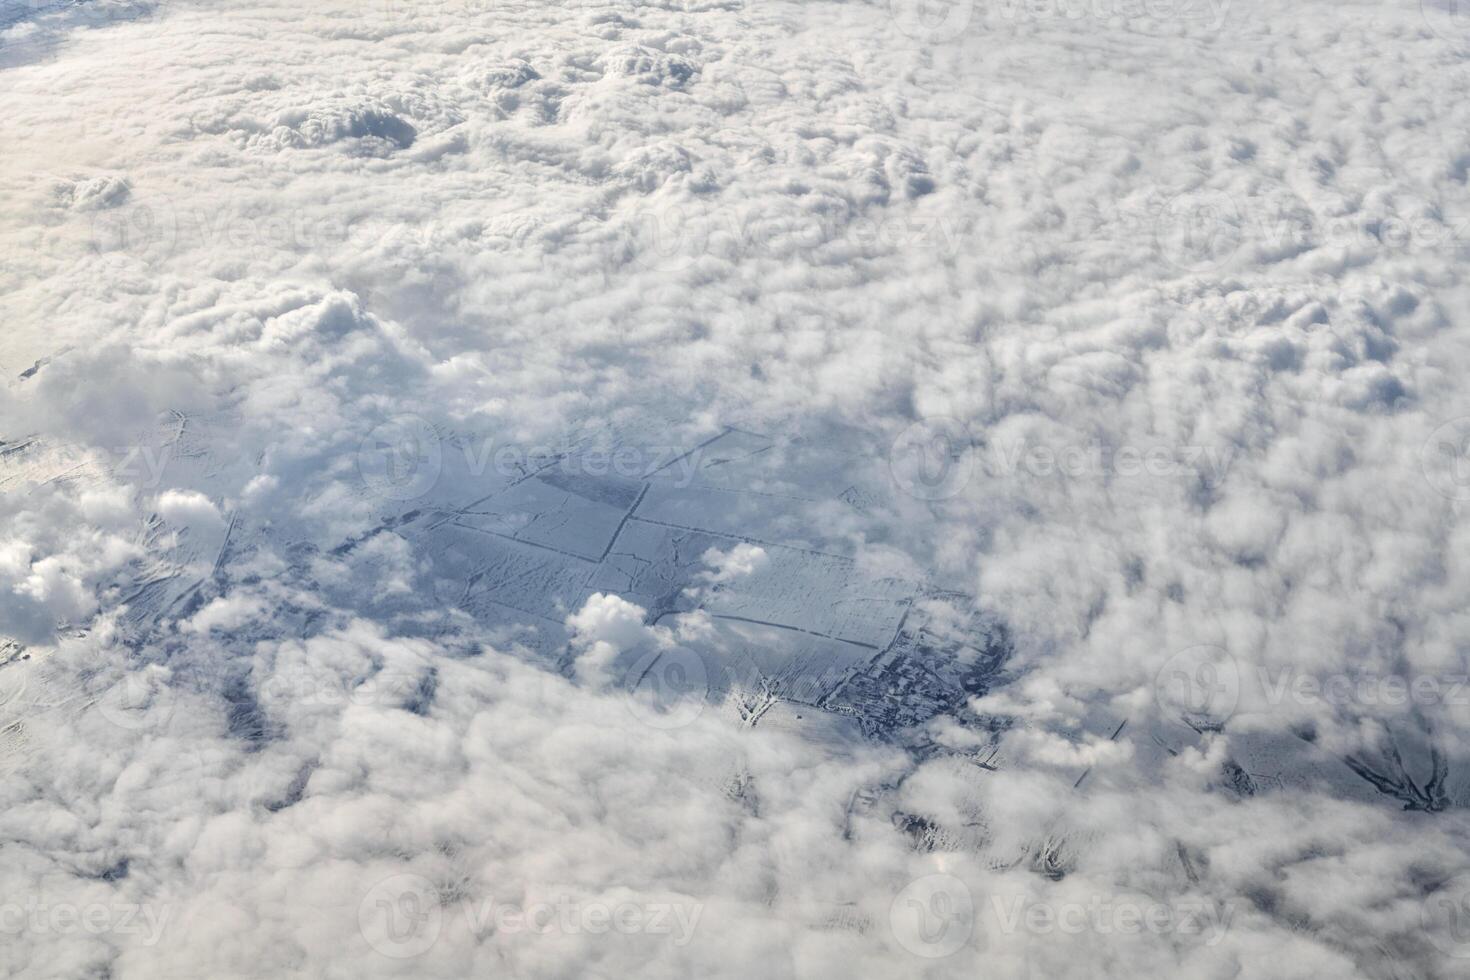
[2,0,1470,977]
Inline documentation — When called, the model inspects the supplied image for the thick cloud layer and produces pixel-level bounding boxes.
[2,0,1470,977]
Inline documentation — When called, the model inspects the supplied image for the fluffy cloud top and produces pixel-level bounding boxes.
[1,0,1469,977]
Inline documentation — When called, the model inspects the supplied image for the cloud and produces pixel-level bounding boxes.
[697,543,769,584]
[1,0,1469,976]
[566,592,668,687]
[180,594,265,635]
[155,490,225,529]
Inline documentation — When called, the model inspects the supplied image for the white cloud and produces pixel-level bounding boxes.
[155,490,224,529]
[566,592,668,688]
[698,542,768,584]
[179,594,265,635]
[1,0,1468,976]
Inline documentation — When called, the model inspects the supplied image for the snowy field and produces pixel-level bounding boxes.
[3,0,1470,976]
